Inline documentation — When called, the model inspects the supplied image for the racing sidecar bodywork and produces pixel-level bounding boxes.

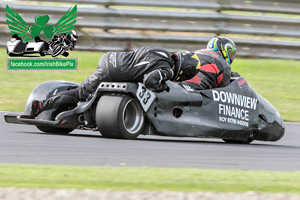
[147,78,284,142]
[7,38,47,56]
[4,77,285,144]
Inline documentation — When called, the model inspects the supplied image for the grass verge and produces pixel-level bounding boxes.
[0,164,300,193]
[0,48,299,121]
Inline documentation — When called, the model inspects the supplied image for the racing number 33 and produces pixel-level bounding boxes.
[136,83,156,112]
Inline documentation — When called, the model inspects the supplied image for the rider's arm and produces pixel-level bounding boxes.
[143,62,173,92]
[216,67,231,88]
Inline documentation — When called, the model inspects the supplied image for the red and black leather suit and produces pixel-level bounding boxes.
[182,49,231,90]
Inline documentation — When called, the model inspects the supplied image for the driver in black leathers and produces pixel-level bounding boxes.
[30,46,198,117]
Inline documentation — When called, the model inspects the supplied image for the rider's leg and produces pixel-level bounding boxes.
[43,89,79,109]
[31,89,79,117]
[76,53,112,101]
[31,53,112,117]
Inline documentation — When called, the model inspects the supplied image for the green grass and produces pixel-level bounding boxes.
[232,59,300,121]
[0,164,299,193]
[0,48,104,112]
[0,48,299,121]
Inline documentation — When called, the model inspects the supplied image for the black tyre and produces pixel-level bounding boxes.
[52,45,63,57]
[62,51,69,57]
[96,94,145,139]
[36,125,73,134]
[35,108,75,134]
[223,139,253,144]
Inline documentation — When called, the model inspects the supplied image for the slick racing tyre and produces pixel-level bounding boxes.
[35,109,75,134]
[223,139,253,144]
[36,125,74,134]
[96,94,145,139]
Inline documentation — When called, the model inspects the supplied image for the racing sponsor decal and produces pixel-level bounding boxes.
[108,52,117,68]
[182,84,195,92]
[238,78,247,86]
[212,90,258,127]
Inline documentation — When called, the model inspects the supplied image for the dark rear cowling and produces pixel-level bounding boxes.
[24,80,79,120]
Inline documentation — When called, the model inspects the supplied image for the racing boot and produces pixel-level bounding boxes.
[30,100,45,118]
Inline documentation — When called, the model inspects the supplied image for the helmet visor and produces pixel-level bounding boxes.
[225,44,236,64]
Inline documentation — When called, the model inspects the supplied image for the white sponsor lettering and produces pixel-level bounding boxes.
[182,84,195,92]
[218,104,249,121]
[109,52,117,67]
[219,116,226,122]
[214,90,257,127]
[212,90,258,110]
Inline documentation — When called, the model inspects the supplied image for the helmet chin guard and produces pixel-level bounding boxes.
[171,52,183,81]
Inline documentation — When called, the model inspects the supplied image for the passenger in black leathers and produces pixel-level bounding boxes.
[76,46,175,100]
[30,46,195,117]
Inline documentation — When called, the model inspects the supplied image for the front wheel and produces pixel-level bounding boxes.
[36,125,74,134]
[96,94,145,139]
[223,139,253,144]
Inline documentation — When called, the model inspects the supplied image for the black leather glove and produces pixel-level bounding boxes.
[143,69,170,93]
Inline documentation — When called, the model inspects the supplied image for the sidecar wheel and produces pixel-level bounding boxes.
[223,139,253,144]
[36,125,73,134]
[96,94,145,139]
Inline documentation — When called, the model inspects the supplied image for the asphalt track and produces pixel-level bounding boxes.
[0,112,299,171]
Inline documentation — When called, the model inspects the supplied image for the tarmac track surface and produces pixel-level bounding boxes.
[0,112,299,171]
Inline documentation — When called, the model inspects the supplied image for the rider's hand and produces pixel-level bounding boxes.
[143,69,168,92]
[152,81,168,93]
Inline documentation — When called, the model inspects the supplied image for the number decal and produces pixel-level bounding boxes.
[136,83,156,112]
[139,86,146,99]
[143,92,151,104]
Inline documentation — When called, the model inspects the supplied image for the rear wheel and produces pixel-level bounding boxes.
[96,94,145,139]
[36,125,73,134]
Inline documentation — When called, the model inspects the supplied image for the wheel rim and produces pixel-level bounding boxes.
[122,99,144,135]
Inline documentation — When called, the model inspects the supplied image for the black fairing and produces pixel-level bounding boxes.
[21,78,284,142]
[24,80,79,120]
[146,77,284,142]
